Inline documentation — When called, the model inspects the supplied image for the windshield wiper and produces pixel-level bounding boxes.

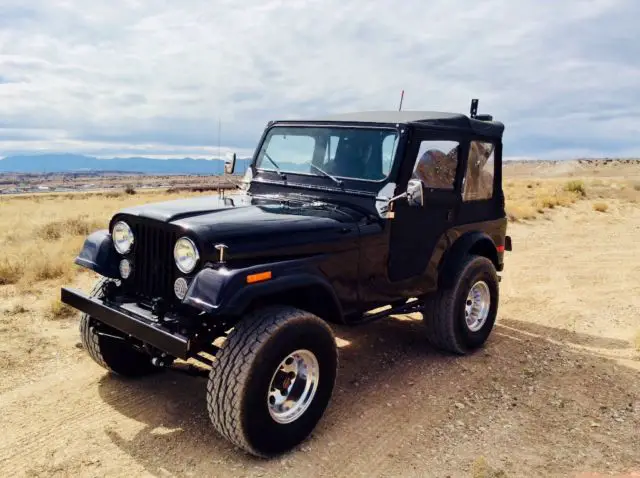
[309,163,343,187]
[263,153,286,179]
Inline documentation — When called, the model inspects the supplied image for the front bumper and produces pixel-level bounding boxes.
[61,287,190,359]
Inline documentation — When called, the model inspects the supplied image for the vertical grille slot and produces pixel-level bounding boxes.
[131,221,176,299]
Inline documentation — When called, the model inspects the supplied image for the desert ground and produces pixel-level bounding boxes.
[1,160,639,478]
[0,172,239,196]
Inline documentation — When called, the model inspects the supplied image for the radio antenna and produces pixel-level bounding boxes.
[398,90,405,111]
[217,118,221,160]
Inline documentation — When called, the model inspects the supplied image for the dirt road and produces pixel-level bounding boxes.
[1,200,639,477]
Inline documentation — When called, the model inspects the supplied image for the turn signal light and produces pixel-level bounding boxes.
[247,271,272,284]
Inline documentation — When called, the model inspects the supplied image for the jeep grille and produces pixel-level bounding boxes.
[130,221,178,300]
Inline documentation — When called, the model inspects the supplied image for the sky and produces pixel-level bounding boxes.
[0,0,639,160]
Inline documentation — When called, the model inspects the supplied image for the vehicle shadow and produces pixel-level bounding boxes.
[98,314,640,477]
[499,318,636,352]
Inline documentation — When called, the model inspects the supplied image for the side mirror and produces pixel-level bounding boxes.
[224,152,237,175]
[380,178,425,217]
[406,179,424,207]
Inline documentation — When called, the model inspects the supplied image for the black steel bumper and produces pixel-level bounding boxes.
[61,287,190,359]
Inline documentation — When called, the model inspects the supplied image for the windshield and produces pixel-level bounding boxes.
[255,126,399,182]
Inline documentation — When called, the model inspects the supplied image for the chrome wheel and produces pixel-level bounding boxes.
[465,281,491,332]
[267,349,320,424]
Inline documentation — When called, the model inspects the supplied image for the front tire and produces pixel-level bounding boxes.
[79,278,157,377]
[423,255,499,354]
[207,306,338,457]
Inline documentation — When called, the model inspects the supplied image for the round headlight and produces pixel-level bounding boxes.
[112,221,134,254]
[174,237,199,274]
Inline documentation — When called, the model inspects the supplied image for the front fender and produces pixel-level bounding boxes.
[74,230,120,278]
[182,258,342,319]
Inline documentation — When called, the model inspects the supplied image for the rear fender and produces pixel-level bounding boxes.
[437,232,499,289]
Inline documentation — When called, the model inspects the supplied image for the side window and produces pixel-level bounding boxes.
[325,131,397,180]
[412,140,459,190]
[463,141,495,201]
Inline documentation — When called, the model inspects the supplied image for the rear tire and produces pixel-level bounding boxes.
[207,306,338,457]
[79,278,157,377]
[423,255,499,354]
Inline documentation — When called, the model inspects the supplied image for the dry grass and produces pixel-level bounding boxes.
[584,178,640,203]
[471,456,508,478]
[505,176,640,221]
[505,203,537,222]
[505,179,585,221]
[634,330,640,352]
[564,179,586,196]
[47,299,77,320]
[2,237,87,287]
[3,304,29,316]
[0,174,638,291]
[0,190,207,290]
[0,258,22,285]
[37,216,103,241]
[593,202,609,213]
[103,191,124,199]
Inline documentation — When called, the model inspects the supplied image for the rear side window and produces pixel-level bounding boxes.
[463,141,495,201]
[412,140,459,190]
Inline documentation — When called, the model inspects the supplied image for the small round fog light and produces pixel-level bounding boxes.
[119,259,132,279]
[174,277,189,300]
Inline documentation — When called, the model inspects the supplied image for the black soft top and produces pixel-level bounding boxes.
[273,110,504,138]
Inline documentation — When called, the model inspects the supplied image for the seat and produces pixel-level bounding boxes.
[414,148,457,189]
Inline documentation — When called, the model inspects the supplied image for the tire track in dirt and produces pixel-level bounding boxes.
[1,318,639,477]
[0,365,127,469]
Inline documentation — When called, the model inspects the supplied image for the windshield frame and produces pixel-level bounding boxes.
[252,123,402,185]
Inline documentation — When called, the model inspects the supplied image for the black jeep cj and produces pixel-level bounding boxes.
[61,100,512,457]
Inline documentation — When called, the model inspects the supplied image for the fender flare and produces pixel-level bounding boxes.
[74,230,120,279]
[182,259,344,321]
[437,231,498,289]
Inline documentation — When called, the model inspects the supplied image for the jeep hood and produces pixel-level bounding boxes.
[116,193,363,261]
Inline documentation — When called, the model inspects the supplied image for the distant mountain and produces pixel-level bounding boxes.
[0,153,252,175]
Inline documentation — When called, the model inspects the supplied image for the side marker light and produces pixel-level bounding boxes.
[247,271,272,284]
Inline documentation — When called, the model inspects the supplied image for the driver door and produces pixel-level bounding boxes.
[387,132,463,283]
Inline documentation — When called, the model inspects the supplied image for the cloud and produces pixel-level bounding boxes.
[0,0,638,159]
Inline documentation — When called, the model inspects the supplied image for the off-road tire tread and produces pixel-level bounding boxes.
[423,255,497,355]
[79,278,112,369]
[79,278,155,376]
[206,306,336,457]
